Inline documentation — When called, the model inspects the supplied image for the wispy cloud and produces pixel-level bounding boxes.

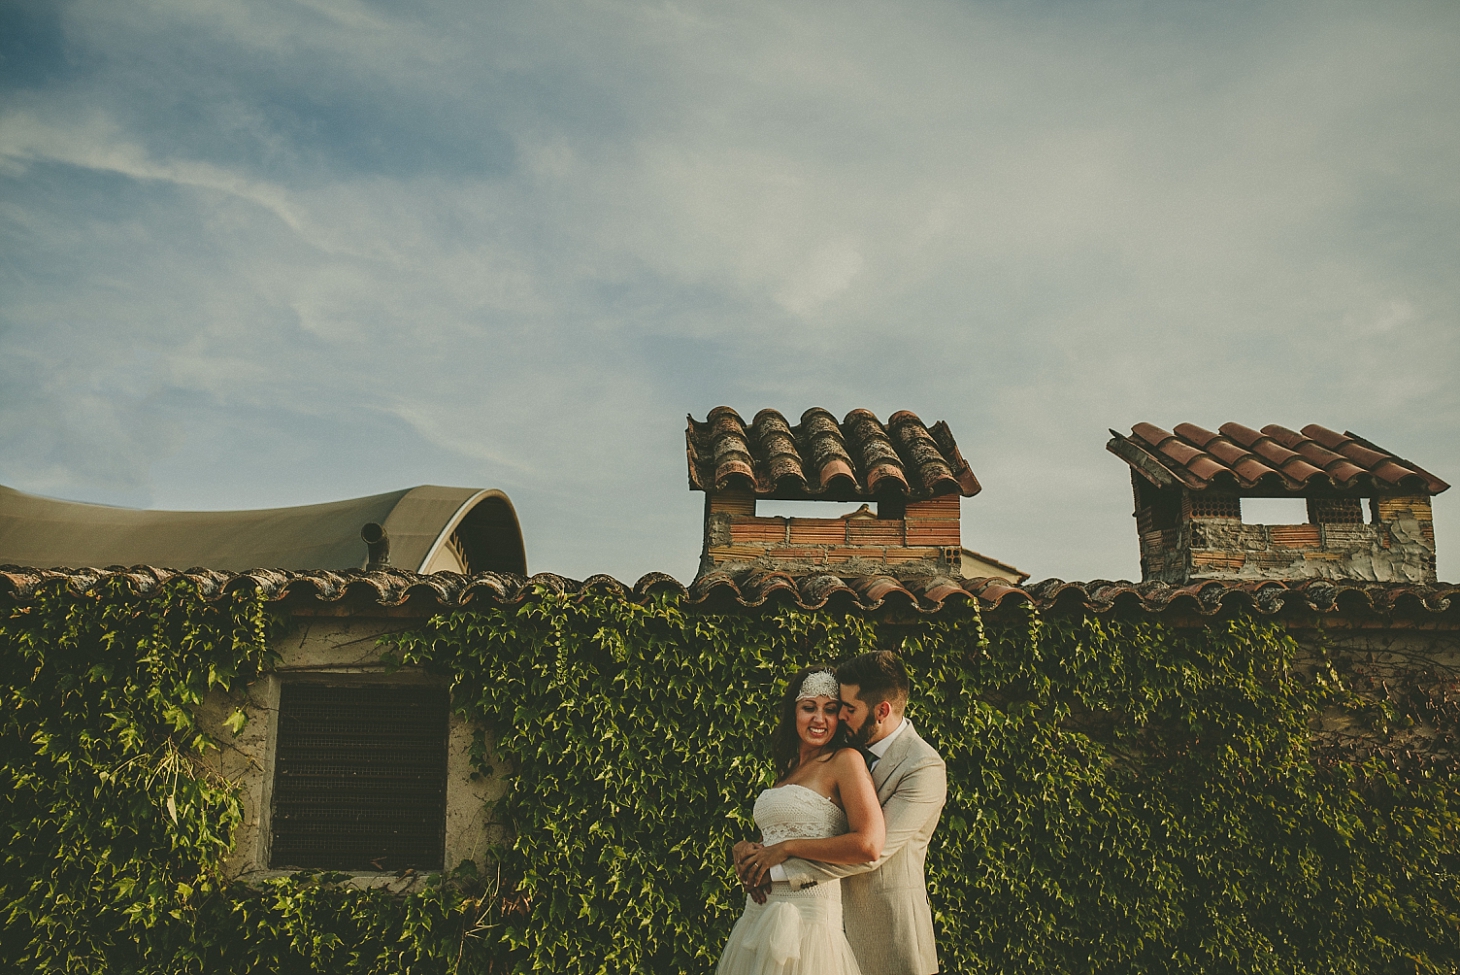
[0,110,313,238]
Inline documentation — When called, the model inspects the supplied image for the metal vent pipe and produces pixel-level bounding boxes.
[361,522,391,569]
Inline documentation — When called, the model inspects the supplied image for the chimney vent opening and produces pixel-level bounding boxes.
[1240,497,1308,525]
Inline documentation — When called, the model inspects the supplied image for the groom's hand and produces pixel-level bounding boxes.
[732,841,770,903]
[732,840,762,879]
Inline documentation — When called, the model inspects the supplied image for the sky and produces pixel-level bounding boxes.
[2,0,1458,584]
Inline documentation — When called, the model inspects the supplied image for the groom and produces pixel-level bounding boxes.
[735,650,947,975]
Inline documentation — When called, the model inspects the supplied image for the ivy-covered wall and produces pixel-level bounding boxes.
[3,577,1459,974]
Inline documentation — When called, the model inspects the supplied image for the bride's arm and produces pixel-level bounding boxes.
[738,750,884,886]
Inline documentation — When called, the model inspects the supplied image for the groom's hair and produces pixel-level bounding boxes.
[837,651,910,713]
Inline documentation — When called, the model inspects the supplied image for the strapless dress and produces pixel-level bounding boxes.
[715,784,864,975]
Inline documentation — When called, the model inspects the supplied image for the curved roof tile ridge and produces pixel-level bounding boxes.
[749,410,807,494]
[1109,423,1449,495]
[1259,425,1370,486]
[799,408,858,493]
[0,566,1454,617]
[686,407,980,500]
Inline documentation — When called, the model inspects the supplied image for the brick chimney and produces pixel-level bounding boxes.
[1108,423,1449,584]
[687,408,983,581]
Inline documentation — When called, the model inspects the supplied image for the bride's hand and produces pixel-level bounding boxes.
[732,840,761,868]
[739,842,790,887]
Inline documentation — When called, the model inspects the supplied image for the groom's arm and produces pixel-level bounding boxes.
[779,758,946,889]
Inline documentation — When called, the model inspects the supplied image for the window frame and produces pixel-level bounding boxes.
[198,617,503,890]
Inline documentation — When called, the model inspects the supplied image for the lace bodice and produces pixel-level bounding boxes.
[753,785,848,845]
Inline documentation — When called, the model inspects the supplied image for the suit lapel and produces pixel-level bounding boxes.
[870,720,918,799]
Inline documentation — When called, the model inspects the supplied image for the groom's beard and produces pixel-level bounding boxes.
[846,717,877,749]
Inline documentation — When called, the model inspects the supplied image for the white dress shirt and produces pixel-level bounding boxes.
[864,716,908,770]
[767,717,907,882]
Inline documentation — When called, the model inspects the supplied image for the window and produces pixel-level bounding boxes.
[270,682,450,871]
[753,500,872,519]
[1239,497,1309,525]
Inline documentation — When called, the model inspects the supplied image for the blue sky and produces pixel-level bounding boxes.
[2,0,1458,583]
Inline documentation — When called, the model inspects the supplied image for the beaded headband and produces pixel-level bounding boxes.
[795,670,841,701]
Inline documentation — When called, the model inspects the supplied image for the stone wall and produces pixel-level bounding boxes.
[1138,494,1436,585]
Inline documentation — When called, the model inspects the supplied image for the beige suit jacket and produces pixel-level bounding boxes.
[781,721,946,975]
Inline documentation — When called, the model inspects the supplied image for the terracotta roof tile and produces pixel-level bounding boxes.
[1187,436,1242,465]
[1298,424,1431,488]
[1335,429,1451,491]
[1306,425,1389,469]
[1131,422,1174,446]
[1177,427,1283,484]
[1109,423,1449,495]
[1225,456,1273,483]
[1154,437,1203,467]
[1171,422,1219,448]
[1215,424,1325,483]
[1263,425,1371,484]
[1,565,1455,620]
[687,407,980,500]
[1241,440,1281,467]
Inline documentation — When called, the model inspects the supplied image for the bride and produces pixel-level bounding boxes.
[716,666,885,975]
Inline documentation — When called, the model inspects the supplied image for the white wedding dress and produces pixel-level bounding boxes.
[716,785,864,975]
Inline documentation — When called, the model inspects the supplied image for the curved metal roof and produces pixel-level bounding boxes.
[0,484,526,574]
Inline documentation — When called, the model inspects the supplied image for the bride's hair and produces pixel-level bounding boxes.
[770,664,848,778]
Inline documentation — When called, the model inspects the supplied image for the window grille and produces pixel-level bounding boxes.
[1187,492,1240,520]
[270,682,449,871]
[1307,497,1364,525]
